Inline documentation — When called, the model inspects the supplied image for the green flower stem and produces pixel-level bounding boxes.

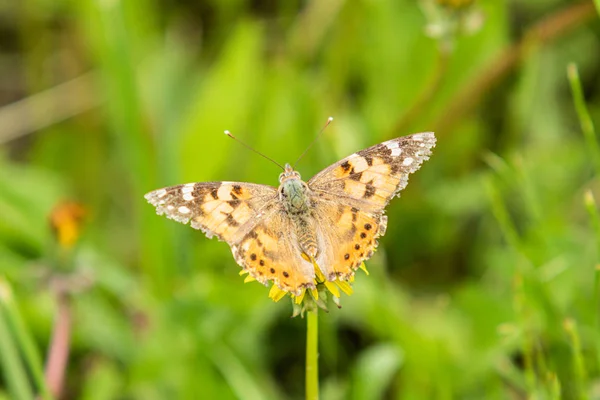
[306,309,319,400]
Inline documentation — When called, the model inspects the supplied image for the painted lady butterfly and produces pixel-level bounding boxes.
[145,132,436,297]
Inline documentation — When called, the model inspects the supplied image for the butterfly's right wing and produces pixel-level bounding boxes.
[145,181,277,243]
[307,132,436,280]
[308,132,436,212]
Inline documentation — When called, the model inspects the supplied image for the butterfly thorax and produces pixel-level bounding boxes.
[278,164,310,214]
[279,178,310,212]
[278,164,319,259]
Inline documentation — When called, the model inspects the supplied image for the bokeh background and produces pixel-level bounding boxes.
[1,0,600,399]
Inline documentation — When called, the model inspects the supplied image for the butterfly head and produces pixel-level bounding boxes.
[279,163,302,183]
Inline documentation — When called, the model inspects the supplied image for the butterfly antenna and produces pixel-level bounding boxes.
[293,116,333,169]
[224,130,285,171]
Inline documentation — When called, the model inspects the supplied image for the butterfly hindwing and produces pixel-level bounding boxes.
[312,201,388,280]
[232,208,317,296]
[144,182,277,243]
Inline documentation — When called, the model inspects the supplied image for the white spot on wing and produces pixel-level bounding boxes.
[385,141,400,149]
[217,184,233,200]
[351,156,369,173]
[182,184,194,194]
[410,132,435,143]
[403,157,414,166]
[156,189,167,198]
[183,193,194,201]
[178,206,190,214]
[391,147,402,156]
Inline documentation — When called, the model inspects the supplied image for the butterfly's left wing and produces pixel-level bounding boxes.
[146,182,317,295]
[308,132,436,280]
[144,181,277,243]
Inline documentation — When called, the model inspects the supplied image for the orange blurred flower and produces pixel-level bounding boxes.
[49,202,86,249]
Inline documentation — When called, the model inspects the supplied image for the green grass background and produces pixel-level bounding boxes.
[1,0,600,398]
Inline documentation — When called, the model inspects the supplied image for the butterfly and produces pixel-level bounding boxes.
[145,132,436,297]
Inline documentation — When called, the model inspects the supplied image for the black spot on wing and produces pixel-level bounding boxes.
[364,184,376,198]
[349,172,363,181]
[225,214,239,227]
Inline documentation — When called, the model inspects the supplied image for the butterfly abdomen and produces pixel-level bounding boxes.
[294,216,319,260]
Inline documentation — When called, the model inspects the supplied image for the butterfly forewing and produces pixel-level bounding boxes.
[144,181,277,242]
[308,132,436,209]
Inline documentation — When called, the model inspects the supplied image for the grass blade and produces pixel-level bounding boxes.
[0,279,34,400]
[567,63,600,175]
[2,289,53,400]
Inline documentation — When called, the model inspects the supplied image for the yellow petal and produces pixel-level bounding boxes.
[268,285,287,302]
[311,259,326,282]
[336,280,354,296]
[239,269,248,276]
[324,281,340,298]
[294,290,306,304]
[360,262,369,275]
[311,288,319,301]
[244,275,256,283]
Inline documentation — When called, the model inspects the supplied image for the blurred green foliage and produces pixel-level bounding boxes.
[1,0,600,399]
